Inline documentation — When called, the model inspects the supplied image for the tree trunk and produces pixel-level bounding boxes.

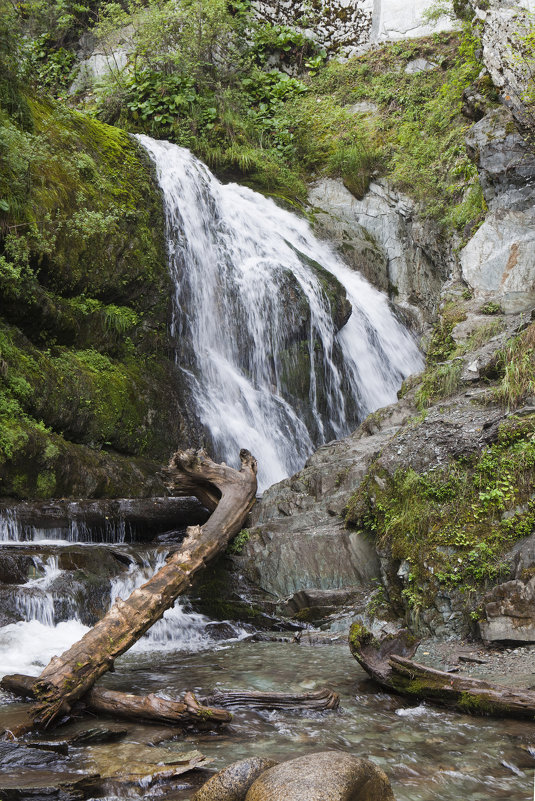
[1,674,232,727]
[203,688,340,710]
[349,624,535,719]
[8,449,257,730]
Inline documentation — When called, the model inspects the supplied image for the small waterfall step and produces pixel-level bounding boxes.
[0,497,209,543]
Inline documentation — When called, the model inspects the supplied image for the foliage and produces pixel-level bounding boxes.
[346,414,535,607]
[480,301,503,315]
[0,89,186,497]
[494,323,535,410]
[226,528,250,554]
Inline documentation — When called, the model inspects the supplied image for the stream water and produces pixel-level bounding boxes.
[0,518,533,800]
[137,136,423,490]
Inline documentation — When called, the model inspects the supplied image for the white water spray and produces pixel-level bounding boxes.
[137,136,423,489]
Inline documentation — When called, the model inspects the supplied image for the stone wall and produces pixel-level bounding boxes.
[252,0,456,56]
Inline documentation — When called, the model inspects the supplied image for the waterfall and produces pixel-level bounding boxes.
[137,136,423,490]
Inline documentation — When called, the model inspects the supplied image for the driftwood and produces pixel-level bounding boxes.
[3,449,257,730]
[1,674,231,727]
[348,624,535,719]
[204,687,340,710]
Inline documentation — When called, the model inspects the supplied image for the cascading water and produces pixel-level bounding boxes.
[137,136,423,490]
[109,551,246,651]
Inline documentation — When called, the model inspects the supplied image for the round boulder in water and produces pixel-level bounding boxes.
[193,757,279,801]
[245,751,395,801]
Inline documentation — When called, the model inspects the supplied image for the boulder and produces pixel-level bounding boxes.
[460,208,535,313]
[461,107,535,313]
[479,577,535,643]
[510,531,535,581]
[404,58,437,74]
[193,757,278,801]
[245,751,395,801]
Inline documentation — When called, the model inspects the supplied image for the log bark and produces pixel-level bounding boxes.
[9,449,257,729]
[349,624,535,719]
[203,688,340,710]
[1,674,232,727]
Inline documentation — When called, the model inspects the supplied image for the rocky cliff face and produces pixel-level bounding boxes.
[308,178,451,328]
[252,0,456,57]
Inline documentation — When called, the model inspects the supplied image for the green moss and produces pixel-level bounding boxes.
[0,90,196,498]
[346,415,535,608]
[457,691,494,714]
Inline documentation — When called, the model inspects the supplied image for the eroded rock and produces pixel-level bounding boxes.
[479,577,535,643]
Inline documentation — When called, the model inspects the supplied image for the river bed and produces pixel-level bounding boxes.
[1,636,533,800]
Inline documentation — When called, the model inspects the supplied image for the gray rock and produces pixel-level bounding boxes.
[460,208,535,313]
[193,757,278,801]
[465,107,535,213]
[348,101,379,114]
[308,178,450,326]
[510,532,535,581]
[471,0,534,129]
[479,577,535,643]
[404,57,437,74]
[285,587,364,621]
[245,751,395,801]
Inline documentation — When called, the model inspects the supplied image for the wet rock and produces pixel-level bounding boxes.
[64,725,128,745]
[0,551,33,584]
[0,497,208,543]
[228,399,413,610]
[245,751,395,801]
[285,588,364,622]
[479,577,535,644]
[0,770,97,800]
[193,756,278,801]
[86,742,210,784]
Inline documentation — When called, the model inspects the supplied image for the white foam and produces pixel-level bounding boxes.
[0,619,90,678]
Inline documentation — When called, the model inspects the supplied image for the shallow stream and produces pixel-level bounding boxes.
[0,631,533,800]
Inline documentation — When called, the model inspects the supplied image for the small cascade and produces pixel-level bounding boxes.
[0,510,129,544]
[138,135,424,490]
[0,509,18,542]
[15,556,63,626]
[110,551,246,651]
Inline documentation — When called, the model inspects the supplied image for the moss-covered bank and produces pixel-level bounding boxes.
[0,89,191,498]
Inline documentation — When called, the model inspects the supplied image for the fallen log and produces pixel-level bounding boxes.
[203,687,340,710]
[1,674,231,727]
[348,623,535,719]
[4,448,257,730]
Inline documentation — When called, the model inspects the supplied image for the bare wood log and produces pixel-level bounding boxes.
[203,687,340,710]
[348,624,535,719]
[6,449,257,730]
[1,674,231,727]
